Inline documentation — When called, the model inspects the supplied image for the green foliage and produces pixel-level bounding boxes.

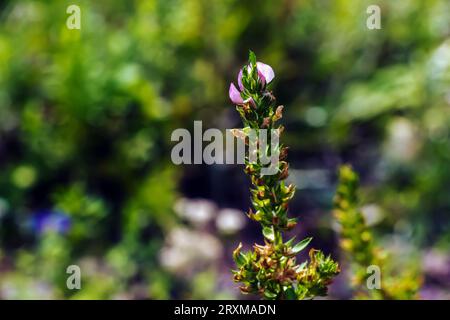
[296,250,340,299]
[231,52,339,300]
[0,0,448,299]
[334,165,421,299]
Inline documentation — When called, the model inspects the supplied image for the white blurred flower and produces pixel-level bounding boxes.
[361,204,384,227]
[0,277,55,299]
[174,198,216,227]
[384,117,421,162]
[215,208,246,234]
[159,227,223,275]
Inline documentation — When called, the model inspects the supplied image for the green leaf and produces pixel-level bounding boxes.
[284,287,297,300]
[292,237,312,254]
[285,236,296,247]
[263,289,277,300]
[248,50,257,66]
[262,226,275,241]
[234,252,247,267]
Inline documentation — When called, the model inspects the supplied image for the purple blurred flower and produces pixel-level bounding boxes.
[229,61,275,105]
[32,210,71,235]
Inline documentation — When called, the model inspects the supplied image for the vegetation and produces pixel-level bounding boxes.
[0,0,448,299]
[230,52,339,300]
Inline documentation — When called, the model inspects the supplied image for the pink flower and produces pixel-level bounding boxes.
[255,62,275,84]
[229,83,244,105]
[229,61,275,105]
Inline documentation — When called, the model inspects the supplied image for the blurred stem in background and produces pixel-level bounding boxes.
[334,165,422,299]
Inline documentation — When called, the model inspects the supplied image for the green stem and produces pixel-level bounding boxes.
[274,227,283,246]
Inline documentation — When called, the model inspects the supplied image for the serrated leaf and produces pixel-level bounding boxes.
[292,237,312,254]
[262,226,275,241]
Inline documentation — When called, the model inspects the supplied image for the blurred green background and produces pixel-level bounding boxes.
[0,0,449,299]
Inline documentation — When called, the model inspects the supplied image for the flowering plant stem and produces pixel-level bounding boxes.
[334,165,421,299]
[229,51,339,300]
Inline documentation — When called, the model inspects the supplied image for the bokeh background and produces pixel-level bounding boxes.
[0,0,449,299]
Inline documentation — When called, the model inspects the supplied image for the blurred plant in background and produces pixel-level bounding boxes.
[0,0,448,299]
[334,165,421,299]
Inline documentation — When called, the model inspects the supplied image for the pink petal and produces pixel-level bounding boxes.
[238,69,244,91]
[256,62,275,83]
[229,83,244,104]
[257,69,266,87]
